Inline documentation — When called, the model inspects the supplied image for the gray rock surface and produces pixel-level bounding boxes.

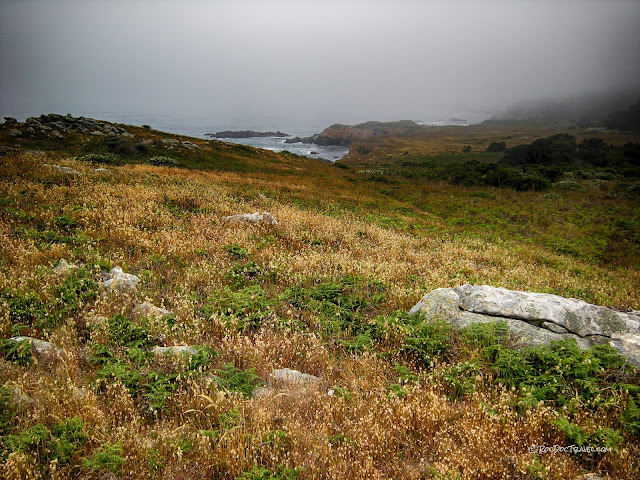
[410,284,640,366]
[9,337,61,359]
[271,368,320,385]
[152,345,198,357]
[53,259,78,276]
[101,266,139,293]
[134,301,173,319]
[454,284,638,338]
[43,164,82,175]
[223,212,278,226]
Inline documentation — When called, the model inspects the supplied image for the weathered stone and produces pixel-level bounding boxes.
[409,285,640,365]
[408,287,460,321]
[53,259,78,276]
[609,333,640,368]
[3,116,17,125]
[223,212,278,226]
[43,164,82,175]
[51,130,64,139]
[454,311,591,350]
[101,266,139,293]
[25,127,36,135]
[134,301,172,319]
[271,368,320,386]
[252,368,321,398]
[454,284,638,338]
[9,337,61,359]
[152,345,198,357]
[9,129,22,137]
[91,131,104,136]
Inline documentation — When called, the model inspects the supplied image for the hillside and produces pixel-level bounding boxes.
[1,115,639,479]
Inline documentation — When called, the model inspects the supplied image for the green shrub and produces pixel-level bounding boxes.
[236,465,300,480]
[3,417,89,470]
[105,314,154,348]
[0,338,33,365]
[0,386,18,435]
[213,363,263,399]
[148,156,179,167]
[213,285,273,331]
[96,362,142,397]
[486,141,506,152]
[75,153,119,164]
[224,243,249,258]
[83,441,126,474]
[402,318,453,364]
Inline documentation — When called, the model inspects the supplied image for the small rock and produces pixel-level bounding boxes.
[25,127,36,135]
[134,301,173,319]
[43,164,82,175]
[94,168,110,173]
[9,337,61,359]
[223,212,278,226]
[152,345,198,357]
[90,131,104,136]
[101,266,139,293]
[271,368,320,386]
[51,130,64,139]
[9,129,22,137]
[53,259,78,276]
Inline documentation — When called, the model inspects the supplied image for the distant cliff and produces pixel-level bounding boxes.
[286,120,423,146]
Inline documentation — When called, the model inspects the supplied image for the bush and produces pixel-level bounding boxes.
[83,441,126,474]
[0,338,33,365]
[213,363,263,399]
[486,141,506,152]
[75,153,119,164]
[148,156,179,167]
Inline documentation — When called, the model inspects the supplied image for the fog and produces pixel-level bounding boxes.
[1,0,639,125]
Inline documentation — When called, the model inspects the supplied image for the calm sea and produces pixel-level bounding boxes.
[2,110,490,162]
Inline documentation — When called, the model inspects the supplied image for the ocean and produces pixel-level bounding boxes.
[1,110,491,162]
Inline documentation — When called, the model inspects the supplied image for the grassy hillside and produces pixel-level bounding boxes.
[1,117,639,479]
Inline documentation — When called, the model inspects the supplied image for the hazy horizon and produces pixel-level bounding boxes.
[1,0,639,126]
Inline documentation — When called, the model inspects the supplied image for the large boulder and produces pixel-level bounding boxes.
[410,284,640,367]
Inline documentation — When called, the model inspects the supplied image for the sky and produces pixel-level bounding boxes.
[1,0,639,125]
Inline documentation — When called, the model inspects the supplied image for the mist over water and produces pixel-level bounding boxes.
[1,1,639,136]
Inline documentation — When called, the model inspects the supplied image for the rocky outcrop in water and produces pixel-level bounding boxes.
[205,130,290,138]
[410,284,640,367]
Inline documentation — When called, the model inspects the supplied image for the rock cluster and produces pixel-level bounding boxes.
[2,113,130,139]
[410,284,640,367]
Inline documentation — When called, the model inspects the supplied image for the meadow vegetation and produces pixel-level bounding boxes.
[0,119,639,479]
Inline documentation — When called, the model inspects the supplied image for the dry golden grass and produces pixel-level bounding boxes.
[1,151,639,479]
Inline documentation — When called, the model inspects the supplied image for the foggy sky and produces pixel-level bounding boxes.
[1,0,639,123]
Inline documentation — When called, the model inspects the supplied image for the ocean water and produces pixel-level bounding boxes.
[2,110,491,162]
